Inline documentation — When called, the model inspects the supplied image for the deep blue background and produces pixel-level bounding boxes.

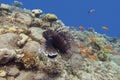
[1,0,120,38]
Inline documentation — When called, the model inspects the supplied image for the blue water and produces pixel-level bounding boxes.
[1,0,120,38]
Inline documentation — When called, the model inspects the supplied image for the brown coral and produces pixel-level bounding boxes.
[20,52,39,69]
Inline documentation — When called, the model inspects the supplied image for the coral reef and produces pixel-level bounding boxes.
[0,2,120,80]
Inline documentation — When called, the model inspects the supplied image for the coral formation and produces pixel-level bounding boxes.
[42,13,57,27]
[42,13,57,22]
[19,52,39,69]
[31,9,42,18]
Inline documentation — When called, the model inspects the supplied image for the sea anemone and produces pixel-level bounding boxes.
[42,30,73,60]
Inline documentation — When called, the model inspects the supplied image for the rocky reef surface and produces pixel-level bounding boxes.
[0,2,120,80]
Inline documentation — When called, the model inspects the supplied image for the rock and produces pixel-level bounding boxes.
[16,71,34,80]
[80,72,93,80]
[41,22,50,29]
[105,36,117,43]
[0,4,11,11]
[69,54,83,68]
[7,76,15,80]
[30,18,43,27]
[0,33,18,49]
[56,70,69,80]
[0,70,7,77]
[0,48,16,64]
[69,75,79,80]
[7,66,20,76]
[0,77,6,80]
[34,73,49,80]
[109,61,120,73]
[23,41,40,54]
[29,27,45,41]
[117,74,120,80]
[70,40,81,53]
[12,12,32,26]
[110,55,120,66]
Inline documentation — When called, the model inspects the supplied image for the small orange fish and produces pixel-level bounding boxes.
[88,55,98,60]
[102,26,109,30]
[89,37,96,42]
[105,45,114,50]
[80,49,88,55]
[79,45,85,49]
[86,50,93,54]
[80,49,93,55]
[79,25,84,29]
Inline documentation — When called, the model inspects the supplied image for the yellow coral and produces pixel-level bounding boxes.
[42,13,57,22]
[6,27,18,33]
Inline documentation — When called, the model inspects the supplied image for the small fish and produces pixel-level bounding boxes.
[105,45,114,50]
[86,50,93,54]
[88,55,98,60]
[80,49,88,55]
[80,49,93,55]
[79,25,84,29]
[102,26,109,30]
[88,9,95,14]
[79,45,85,49]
